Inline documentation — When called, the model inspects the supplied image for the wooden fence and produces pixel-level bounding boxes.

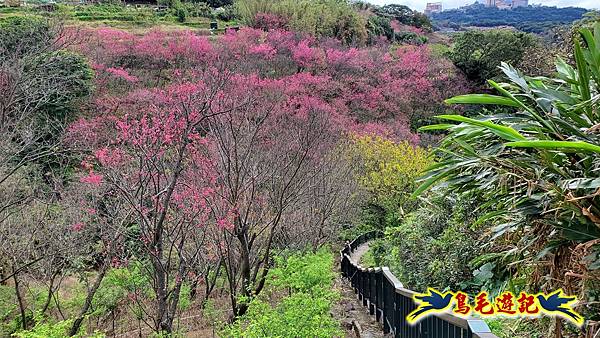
[340,231,498,338]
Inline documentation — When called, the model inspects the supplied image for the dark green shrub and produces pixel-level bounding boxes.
[395,31,428,45]
[174,5,187,22]
[370,193,484,292]
[28,51,94,117]
[205,0,232,7]
[0,16,52,59]
[374,4,432,32]
[214,4,236,21]
[448,29,540,83]
[367,15,394,43]
[183,2,211,18]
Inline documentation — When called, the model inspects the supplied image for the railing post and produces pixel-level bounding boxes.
[344,257,348,277]
[375,271,381,322]
[394,292,400,337]
[354,265,358,291]
[357,270,362,299]
[362,270,368,306]
[368,272,374,315]
[351,264,356,290]
[382,279,390,334]
[354,266,358,292]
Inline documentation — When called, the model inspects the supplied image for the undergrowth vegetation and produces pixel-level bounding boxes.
[222,249,341,337]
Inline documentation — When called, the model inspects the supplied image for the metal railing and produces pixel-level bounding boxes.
[340,231,497,338]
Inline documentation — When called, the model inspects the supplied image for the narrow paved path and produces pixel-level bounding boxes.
[349,242,370,266]
[333,241,389,338]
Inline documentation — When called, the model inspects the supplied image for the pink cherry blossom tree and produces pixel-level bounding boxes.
[58,25,471,333]
[67,70,234,334]
[199,73,355,316]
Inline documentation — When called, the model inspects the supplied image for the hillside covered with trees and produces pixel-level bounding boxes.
[431,4,589,32]
[0,0,599,337]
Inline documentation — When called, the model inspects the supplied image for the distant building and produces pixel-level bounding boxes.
[495,0,512,9]
[512,0,528,7]
[424,2,443,15]
[485,0,527,8]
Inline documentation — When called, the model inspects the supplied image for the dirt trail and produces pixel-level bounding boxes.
[333,242,390,338]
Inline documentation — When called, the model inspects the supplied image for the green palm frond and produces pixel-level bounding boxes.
[417,23,600,286]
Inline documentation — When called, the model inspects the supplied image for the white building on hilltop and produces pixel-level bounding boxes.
[486,0,528,9]
[425,2,443,15]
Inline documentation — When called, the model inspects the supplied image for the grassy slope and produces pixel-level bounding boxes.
[0,4,237,32]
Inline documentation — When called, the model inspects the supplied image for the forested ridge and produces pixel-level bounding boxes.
[431,4,589,33]
[0,0,599,337]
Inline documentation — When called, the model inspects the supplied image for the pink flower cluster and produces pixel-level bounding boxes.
[105,67,138,83]
[68,26,471,203]
[73,26,467,136]
[80,171,103,186]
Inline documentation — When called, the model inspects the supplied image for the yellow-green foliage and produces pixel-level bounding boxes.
[12,315,105,338]
[236,0,367,44]
[222,249,342,338]
[352,135,431,214]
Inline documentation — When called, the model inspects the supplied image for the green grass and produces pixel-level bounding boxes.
[360,247,377,267]
[222,249,343,338]
[486,317,552,338]
[0,4,237,31]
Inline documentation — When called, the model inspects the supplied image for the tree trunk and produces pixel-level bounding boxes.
[153,255,171,333]
[13,270,27,330]
[69,261,110,336]
[0,263,6,286]
[189,277,199,300]
[151,139,187,334]
[41,270,60,314]
[235,230,251,317]
[204,260,221,302]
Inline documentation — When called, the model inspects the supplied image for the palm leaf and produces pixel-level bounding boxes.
[487,80,557,134]
[417,124,454,131]
[560,178,600,190]
[411,170,453,197]
[436,114,526,142]
[505,140,600,153]
[445,94,520,107]
[574,40,592,103]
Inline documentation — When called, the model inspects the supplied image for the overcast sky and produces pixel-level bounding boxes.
[367,0,599,11]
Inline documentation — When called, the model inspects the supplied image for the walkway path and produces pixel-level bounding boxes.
[333,241,390,338]
[349,242,370,265]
